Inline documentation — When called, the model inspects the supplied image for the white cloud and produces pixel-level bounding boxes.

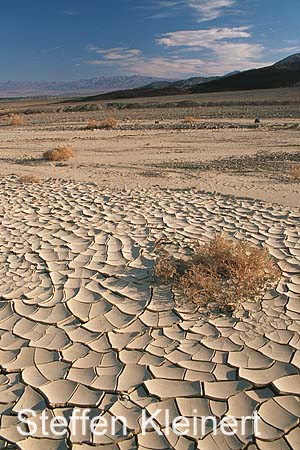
[270,46,299,54]
[86,25,270,78]
[88,55,205,77]
[89,47,142,60]
[87,53,269,78]
[187,0,237,21]
[149,0,239,22]
[212,42,264,63]
[155,26,268,73]
[156,26,251,47]
[148,11,177,19]
[283,40,298,46]
[157,1,179,7]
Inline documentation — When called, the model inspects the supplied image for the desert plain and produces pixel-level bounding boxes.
[1,87,300,206]
[0,87,300,449]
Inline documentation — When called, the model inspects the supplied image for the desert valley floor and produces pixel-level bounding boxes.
[0,88,300,206]
[0,88,300,449]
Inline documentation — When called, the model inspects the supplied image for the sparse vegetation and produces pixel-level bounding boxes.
[86,117,118,130]
[184,116,198,124]
[289,165,300,180]
[154,235,280,314]
[8,113,26,126]
[19,175,41,183]
[43,144,75,161]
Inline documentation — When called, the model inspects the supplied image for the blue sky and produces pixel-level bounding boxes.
[1,0,299,80]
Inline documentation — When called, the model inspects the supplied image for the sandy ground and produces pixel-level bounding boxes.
[0,111,300,206]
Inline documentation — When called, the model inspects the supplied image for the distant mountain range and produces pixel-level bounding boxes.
[144,75,219,90]
[77,54,300,102]
[0,75,174,98]
[2,54,300,100]
[76,77,219,101]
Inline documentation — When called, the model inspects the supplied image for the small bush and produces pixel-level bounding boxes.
[184,116,198,124]
[43,144,75,161]
[86,117,118,130]
[19,175,41,183]
[155,256,178,281]
[8,114,26,126]
[154,235,280,314]
[289,166,300,180]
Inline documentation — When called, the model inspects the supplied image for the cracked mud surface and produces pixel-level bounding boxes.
[0,176,300,449]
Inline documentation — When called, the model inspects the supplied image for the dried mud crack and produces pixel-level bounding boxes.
[0,176,300,449]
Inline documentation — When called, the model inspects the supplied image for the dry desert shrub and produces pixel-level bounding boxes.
[8,113,26,126]
[154,235,280,313]
[154,256,178,281]
[19,175,41,183]
[43,144,75,161]
[86,117,118,130]
[184,116,198,124]
[289,166,300,180]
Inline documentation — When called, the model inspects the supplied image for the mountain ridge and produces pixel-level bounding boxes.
[2,53,300,100]
[273,53,300,68]
[0,75,174,98]
[75,53,300,102]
